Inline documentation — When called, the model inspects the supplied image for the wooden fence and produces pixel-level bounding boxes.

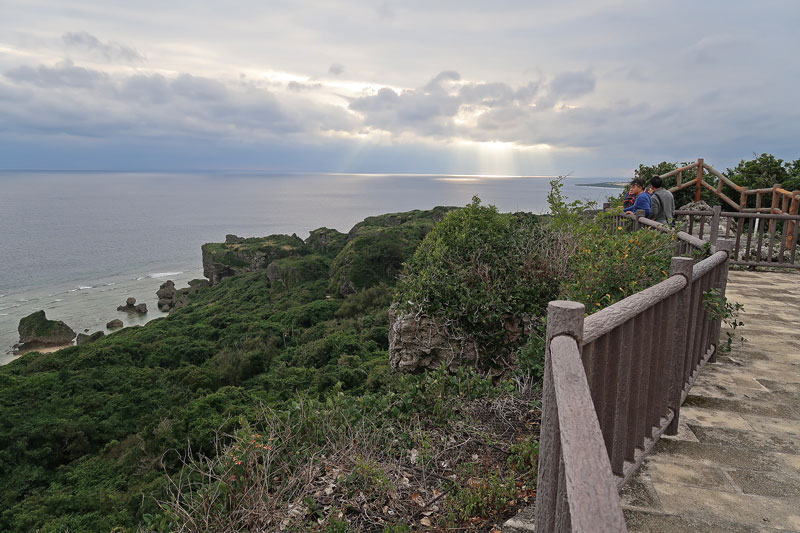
[534,218,732,532]
[660,158,800,217]
[675,206,800,269]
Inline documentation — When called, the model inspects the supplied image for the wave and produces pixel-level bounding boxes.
[52,299,63,302]
[148,272,183,279]
[69,286,93,292]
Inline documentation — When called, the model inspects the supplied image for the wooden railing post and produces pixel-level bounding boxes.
[695,158,704,202]
[709,239,733,363]
[710,206,721,247]
[535,301,585,533]
[666,257,694,436]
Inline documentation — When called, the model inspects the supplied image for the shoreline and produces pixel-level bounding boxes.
[0,268,205,365]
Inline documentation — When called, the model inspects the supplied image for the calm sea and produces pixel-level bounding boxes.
[0,171,621,363]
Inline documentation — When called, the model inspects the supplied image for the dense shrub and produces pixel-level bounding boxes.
[395,197,559,361]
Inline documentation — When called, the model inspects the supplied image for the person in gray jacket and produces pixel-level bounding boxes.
[648,176,675,225]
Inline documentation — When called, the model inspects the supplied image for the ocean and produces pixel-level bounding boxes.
[0,171,621,363]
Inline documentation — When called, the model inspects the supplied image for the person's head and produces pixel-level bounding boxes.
[629,178,645,195]
[650,176,663,190]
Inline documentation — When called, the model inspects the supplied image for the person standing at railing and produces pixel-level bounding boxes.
[648,176,675,225]
[623,178,651,218]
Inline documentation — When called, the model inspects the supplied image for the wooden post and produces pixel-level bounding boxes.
[535,301,586,533]
[739,187,748,211]
[710,206,721,247]
[770,184,781,235]
[666,257,694,436]
[676,170,683,187]
[695,158,704,202]
[787,191,800,249]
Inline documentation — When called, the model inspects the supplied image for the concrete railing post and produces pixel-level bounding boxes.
[666,257,694,436]
[710,205,721,247]
[709,239,733,363]
[634,209,645,230]
[534,301,585,533]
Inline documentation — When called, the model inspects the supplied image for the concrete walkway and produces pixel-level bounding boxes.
[622,270,800,532]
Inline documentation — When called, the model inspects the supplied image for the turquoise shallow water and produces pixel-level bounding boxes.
[0,171,621,362]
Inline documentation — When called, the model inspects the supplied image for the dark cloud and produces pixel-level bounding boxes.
[5,59,108,88]
[62,31,144,64]
[287,80,323,92]
[549,69,595,100]
[328,63,344,76]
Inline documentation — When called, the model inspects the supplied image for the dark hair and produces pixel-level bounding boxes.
[630,178,645,188]
[650,176,663,189]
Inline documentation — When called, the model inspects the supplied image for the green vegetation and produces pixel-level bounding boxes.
[395,197,558,369]
[0,194,680,531]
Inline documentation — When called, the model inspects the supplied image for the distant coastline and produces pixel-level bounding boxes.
[577,181,627,188]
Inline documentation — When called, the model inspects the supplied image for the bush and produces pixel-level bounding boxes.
[395,197,558,363]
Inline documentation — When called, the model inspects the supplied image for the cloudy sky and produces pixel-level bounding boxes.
[1,0,798,176]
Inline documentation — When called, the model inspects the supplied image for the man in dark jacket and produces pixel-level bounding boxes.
[648,176,675,224]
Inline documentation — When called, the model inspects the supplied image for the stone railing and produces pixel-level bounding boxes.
[533,221,732,531]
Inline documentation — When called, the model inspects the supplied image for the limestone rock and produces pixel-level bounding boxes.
[156,280,176,300]
[76,331,105,346]
[157,279,209,312]
[388,305,480,373]
[388,305,539,374]
[202,234,305,285]
[679,200,713,211]
[18,310,76,345]
[106,319,123,329]
[117,297,147,313]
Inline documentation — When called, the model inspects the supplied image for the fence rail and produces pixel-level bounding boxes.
[534,220,732,532]
[675,207,800,268]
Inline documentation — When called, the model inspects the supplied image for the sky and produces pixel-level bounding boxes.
[1,0,798,176]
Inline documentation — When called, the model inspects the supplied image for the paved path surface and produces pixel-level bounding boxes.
[622,270,800,532]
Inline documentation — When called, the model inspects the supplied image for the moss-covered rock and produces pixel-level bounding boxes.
[266,255,331,289]
[202,234,306,284]
[329,207,454,296]
[18,310,75,345]
[304,227,347,256]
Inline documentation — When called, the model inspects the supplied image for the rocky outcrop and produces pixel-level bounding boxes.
[202,234,306,285]
[106,319,123,329]
[18,310,76,345]
[266,256,330,289]
[328,207,454,297]
[304,228,347,256]
[76,331,105,346]
[388,305,480,373]
[157,279,210,311]
[679,200,713,211]
[157,280,177,311]
[388,305,538,374]
[117,297,147,314]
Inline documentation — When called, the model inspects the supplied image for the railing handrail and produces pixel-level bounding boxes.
[535,218,733,532]
[551,333,627,531]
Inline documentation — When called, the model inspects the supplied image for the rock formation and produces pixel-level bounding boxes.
[388,305,538,375]
[76,331,105,346]
[117,297,147,314]
[157,279,210,311]
[17,310,76,346]
[202,234,305,285]
[106,319,123,329]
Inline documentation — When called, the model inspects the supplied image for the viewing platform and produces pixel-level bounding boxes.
[622,270,800,531]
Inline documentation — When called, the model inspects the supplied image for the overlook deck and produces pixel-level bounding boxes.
[622,270,800,531]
